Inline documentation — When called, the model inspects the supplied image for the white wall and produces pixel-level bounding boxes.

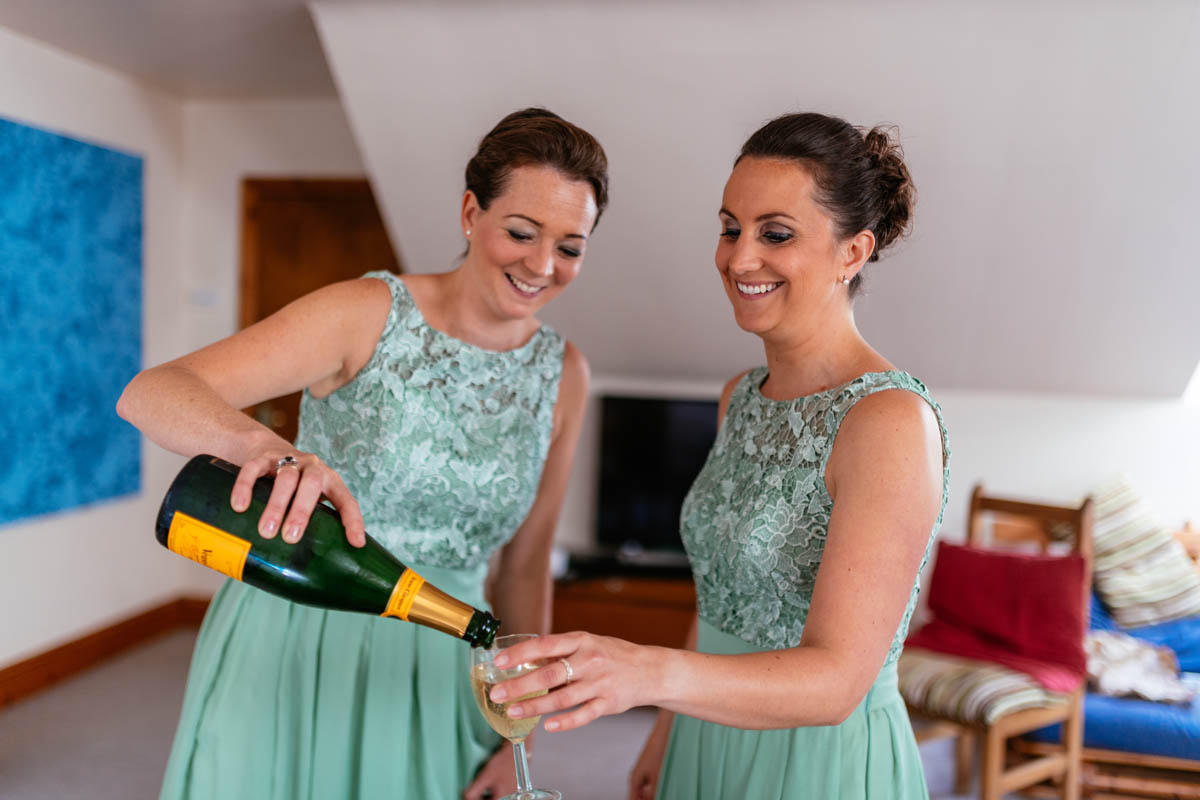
[178,98,366,352]
[171,97,367,595]
[0,28,367,663]
[895,388,1200,623]
[0,25,191,668]
[5,2,1199,668]
[311,0,1200,576]
[312,0,1200,399]
[935,391,1200,536]
[556,377,1200,554]
[556,377,1200,636]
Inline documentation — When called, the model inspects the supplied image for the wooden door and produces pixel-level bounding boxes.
[239,178,401,443]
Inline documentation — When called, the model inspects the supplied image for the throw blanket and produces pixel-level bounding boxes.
[1086,631,1196,705]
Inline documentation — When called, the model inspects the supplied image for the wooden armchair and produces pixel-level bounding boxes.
[900,484,1093,800]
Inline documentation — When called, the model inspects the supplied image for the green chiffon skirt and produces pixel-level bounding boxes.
[656,620,929,800]
[159,563,501,800]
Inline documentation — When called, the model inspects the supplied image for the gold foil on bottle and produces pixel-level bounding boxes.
[382,570,472,638]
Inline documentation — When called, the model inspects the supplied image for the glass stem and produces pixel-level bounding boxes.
[512,739,534,796]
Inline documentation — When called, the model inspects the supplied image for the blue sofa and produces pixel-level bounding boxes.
[1025,595,1200,793]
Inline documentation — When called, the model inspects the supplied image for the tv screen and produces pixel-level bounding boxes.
[596,395,719,553]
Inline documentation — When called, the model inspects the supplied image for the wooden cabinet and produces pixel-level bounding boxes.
[552,576,696,649]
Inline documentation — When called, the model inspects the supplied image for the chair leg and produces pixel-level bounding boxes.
[981,726,1005,800]
[1059,691,1083,800]
[954,731,974,796]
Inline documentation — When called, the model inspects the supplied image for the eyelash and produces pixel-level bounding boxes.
[719,228,793,245]
[508,229,582,259]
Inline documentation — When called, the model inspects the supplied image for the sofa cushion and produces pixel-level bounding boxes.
[1124,616,1200,673]
[1026,688,1200,760]
[1091,477,1200,628]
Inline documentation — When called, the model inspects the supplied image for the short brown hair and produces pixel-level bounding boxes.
[465,107,609,227]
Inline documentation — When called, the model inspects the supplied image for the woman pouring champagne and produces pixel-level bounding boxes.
[118,108,608,800]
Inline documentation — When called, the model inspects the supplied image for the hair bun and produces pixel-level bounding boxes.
[862,126,915,261]
[737,112,916,287]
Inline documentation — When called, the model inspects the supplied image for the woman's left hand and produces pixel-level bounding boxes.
[490,632,666,733]
[462,743,517,800]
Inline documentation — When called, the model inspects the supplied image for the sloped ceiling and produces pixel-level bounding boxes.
[313,1,1200,397]
[0,0,335,96]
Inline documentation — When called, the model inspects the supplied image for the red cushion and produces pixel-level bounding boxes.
[921,540,1087,675]
[906,619,1084,691]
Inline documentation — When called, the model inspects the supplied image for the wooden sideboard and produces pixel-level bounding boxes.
[552,576,696,649]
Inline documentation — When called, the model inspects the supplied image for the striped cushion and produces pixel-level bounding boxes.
[898,649,1070,724]
[1091,477,1200,628]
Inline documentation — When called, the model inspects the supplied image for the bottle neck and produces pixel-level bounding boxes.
[382,570,482,641]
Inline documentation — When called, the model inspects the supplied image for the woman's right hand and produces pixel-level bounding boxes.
[628,715,671,800]
[230,448,366,547]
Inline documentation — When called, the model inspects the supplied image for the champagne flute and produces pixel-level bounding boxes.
[469,633,561,800]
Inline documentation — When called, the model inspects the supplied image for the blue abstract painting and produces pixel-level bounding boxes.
[0,117,143,526]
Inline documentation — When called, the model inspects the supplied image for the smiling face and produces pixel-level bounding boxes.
[716,157,866,340]
[462,164,599,321]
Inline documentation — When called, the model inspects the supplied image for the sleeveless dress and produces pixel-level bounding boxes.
[657,368,950,800]
[160,271,565,800]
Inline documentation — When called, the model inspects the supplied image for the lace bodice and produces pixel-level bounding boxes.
[680,368,950,664]
[294,271,564,570]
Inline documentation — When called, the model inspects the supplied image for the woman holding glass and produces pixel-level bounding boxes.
[489,112,949,800]
[117,108,607,800]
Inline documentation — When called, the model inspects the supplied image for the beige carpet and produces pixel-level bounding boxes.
[0,629,992,799]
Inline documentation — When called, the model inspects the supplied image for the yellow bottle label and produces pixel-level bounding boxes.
[166,511,252,581]
[382,569,426,621]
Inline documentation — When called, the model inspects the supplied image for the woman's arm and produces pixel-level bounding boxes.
[116,277,393,544]
[491,388,944,731]
[488,340,589,635]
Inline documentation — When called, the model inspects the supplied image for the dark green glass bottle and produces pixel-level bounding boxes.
[155,455,500,648]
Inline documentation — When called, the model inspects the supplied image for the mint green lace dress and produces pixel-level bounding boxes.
[657,368,950,800]
[160,271,564,800]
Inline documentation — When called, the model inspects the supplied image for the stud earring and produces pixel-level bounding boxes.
[840,276,850,285]
[465,229,471,236]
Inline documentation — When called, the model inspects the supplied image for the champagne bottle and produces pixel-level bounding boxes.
[155,455,500,648]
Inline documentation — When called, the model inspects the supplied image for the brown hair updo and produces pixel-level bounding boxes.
[465,107,609,227]
[737,112,915,295]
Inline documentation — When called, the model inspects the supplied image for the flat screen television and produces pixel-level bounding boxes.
[595,395,719,556]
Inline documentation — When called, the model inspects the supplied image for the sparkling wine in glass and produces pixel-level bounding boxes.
[470,634,561,800]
